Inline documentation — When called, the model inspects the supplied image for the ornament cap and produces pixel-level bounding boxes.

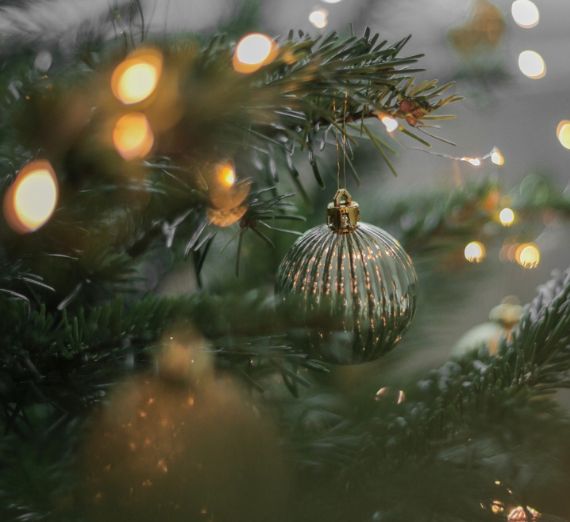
[327,188,360,232]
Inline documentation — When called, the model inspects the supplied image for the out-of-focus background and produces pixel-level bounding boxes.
[2,0,568,370]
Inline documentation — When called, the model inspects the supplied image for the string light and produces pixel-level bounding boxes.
[233,33,277,74]
[415,146,505,168]
[515,242,540,269]
[378,113,399,133]
[507,505,541,521]
[308,8,328,29]
[111,48,163,105]
[511,0,540,29]
[518,50,546,79]
[113,112,154,160]
[3,160,58,234]
[490,146,505,166]
[556,120,570,150]
[464,241,486,263]
[499,207,516,227]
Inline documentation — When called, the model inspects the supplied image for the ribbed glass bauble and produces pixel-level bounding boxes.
[276,189,417,364]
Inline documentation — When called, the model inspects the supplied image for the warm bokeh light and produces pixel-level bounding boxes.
[111,48,163,105]
[518,50,546,79]
[491,146,505,166]
[113,112,154,160]
[515,242,540,269]
[308,8,328,29]
[379,113,399,133]
[499,207,516,227]
[3,160,58,233]
[233,33,276,74]
[511,0,540,29]
[464,241,486,263]
[556,120,570,150]
[216,162,236,188]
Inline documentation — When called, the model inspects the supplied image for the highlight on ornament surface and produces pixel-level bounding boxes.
[515,242,540,269]
[111,48,163,105]
[112,112,154,160]
[308,8,329,29]
[518,49,546,79]
[511,0,540,29]
[232,33,277,74]
[3,160,58,234]
[499,207,516,227]
[276,188,417,364]
[464,240,486,263]
[556,120,570,150]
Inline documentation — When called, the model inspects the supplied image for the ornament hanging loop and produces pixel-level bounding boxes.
[327,188,360,232]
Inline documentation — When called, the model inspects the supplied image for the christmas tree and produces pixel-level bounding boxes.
[1,1,570,521]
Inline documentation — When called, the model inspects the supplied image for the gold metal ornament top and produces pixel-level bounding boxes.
[327,188,360,232]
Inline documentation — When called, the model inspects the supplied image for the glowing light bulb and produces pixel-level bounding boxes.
[511,0,540,29]
[111,48,163,105]
[518,50,546,79]
[308,8,328,29]
[491,147,505,166]
[499,207,516,227]
[217,162,236,187]
[461,157,481,166]
[322,0,341,3]
[233,33,276,74]
[3,160,58,233]
[379,113,399,133]
[113,112,154,160]
[464,241,486,263]
[556,120,570,150]
[515,242,540,269]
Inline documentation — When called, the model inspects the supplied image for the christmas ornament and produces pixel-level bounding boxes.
[276,188,417,364]
[452,296,523,357]
[449,0,506,56]
[81,331,289,522]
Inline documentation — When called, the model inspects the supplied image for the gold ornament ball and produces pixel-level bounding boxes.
[276,189,417,364]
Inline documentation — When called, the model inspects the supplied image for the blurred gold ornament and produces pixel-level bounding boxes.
[111,48,163,105]
[233,33,277,74]
[556,120,570,150]
[518,50,546,80]
[464,241,486,263]
[498,207,516,227]
[205,162,250,227]
[207,206,248,227]
[276,188,417,364]
[3,160,58,233]
[452,296,523,356]
[449,0,506,56]
[113,113,154,160]
[515,242,540,269]
[81,377,288,522]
